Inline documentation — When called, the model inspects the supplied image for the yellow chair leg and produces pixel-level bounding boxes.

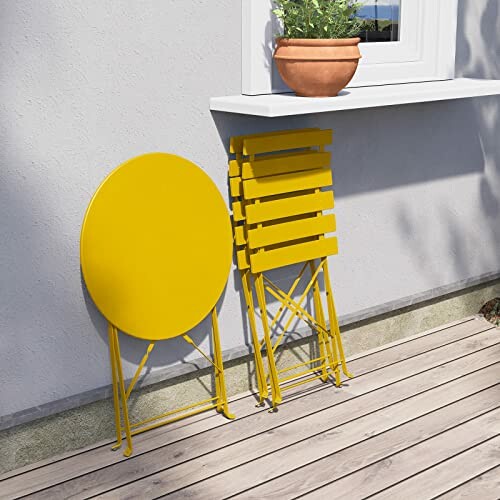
[309,261,336,383]
[111,326,134,457]
[211,307,236,420]
[108,323,123,451]
[255,273,282,408]
[241,270,269,405]
[323,260,353,379]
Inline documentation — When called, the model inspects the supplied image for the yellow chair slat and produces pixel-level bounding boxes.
[248,214,336,250]
[230,128,320,155]
[237,248,250,270]
[232,201,245,222]
[230,176,242,198]
[245,191,334,224]
[234,225,246,246]
[243,168,332,200]
[242,129,333,156]
[242,151,331,180]
[250,237,338,273]
[229,159,242,178]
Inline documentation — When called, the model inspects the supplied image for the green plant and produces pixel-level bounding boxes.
[273,0,363,39]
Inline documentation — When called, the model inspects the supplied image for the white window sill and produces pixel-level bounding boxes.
[210,78,500,117]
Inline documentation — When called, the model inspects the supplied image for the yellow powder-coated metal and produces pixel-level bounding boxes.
[228,128,352,409]
[81,153,235,457]
[81,153,233,341]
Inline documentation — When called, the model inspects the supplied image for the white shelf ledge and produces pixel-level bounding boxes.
[210,78,500,117]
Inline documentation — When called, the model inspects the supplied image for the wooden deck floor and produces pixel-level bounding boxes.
[1,316,500,499]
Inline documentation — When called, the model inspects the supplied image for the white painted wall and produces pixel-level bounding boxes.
[1,0,499,417]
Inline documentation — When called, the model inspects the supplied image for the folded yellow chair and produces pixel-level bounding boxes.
[228,128,352,409]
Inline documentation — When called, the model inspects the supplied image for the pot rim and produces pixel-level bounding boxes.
[276,37,361,47]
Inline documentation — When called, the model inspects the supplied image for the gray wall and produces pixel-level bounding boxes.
[1,0,499,418]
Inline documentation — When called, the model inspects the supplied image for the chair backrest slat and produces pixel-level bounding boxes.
[243,167,332,200]
[242,129,332,156]
[230,128,320,154]
[245,191,334,224]
[241,150,331,180]
[247,213,335,250]
[250,237,338,273]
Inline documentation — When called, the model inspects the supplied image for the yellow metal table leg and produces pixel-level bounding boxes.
[108,323,123,451]
[111,326,133,457]
[211,307,236,420]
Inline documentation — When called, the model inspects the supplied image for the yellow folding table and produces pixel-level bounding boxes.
[80,152,234,456]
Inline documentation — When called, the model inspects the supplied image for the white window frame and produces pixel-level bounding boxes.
[242,0,458,96]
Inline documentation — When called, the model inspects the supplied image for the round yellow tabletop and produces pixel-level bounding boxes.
[80,153,233,341]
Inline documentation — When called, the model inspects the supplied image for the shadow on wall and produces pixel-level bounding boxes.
[1,0,248,407]
[456,0,500,80]
[393,0,500,284]
[212,104,486,201]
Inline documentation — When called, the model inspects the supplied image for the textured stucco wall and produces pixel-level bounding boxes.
[1,0,499,418]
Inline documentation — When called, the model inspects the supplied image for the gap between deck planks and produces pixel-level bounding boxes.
[1,317,497,499]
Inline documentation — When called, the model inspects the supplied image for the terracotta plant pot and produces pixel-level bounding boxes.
[274,38,362,97]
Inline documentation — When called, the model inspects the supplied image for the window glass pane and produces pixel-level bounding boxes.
[358,0,400,42]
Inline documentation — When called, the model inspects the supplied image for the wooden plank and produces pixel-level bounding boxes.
[243,168,332,199]
[242,151,331,180]
[371,436,500,500]
[44,348,500,500]
[438,466,500,500]
[246,190,334,224]
[302,404,500,498]
[230,128,320,155]
[250,237,337,273]
[1,319,492,497]
[242,129,333,156]
[101,366,500,498]
[248,214,335,249]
